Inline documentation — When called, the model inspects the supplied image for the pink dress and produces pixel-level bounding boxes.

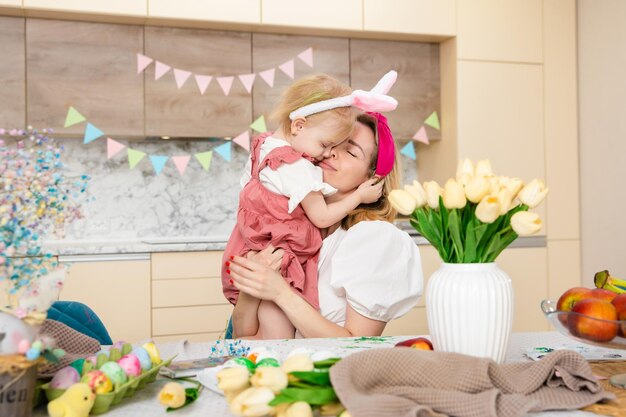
[222,134,322,309]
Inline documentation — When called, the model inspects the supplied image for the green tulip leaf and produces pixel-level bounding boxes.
[313,358,341,368]
[269,387,338,406]
[290,369,331,386]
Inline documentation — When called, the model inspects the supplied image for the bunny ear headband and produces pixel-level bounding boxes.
[289,70,399,177]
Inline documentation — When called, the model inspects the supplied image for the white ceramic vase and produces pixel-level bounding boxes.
[425,263,514,363]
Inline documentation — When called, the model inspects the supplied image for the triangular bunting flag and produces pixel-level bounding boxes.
[64,107,86,128]
[259,68,275,87]
[155,61,171,80]
[278,59,295,79]
[217,76,234,96]
[297,48,313,67]
[128,148,146,169]
[250,115,267,133]
[214,142,231,162]
[424,111,440,130]
[83,123,104,144]
[195,75,212,95]
[412,126,429,145]
[195,151,213,170]
[106,138,126,159]
[400,142,416,160]
[172,155,190,176]
[232,131,250,151]
[238,73,256,93]
[173,69,192,89]
[136,53,153,74]
[149,155,169,175]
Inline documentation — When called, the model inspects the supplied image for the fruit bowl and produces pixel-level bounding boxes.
[541,299,626,350]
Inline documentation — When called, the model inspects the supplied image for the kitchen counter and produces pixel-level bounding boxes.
[43,223,547,256]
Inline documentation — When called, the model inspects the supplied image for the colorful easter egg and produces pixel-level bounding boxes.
[142,342,161,365]
[224,357,255,372]
[131,347,152,371]
[81,370,113,394]
[99,361,128,385]
[246,347,269,364]
[117,354,141,377]
[256,358,280,368]
[50,366,80,389]
[17,339,30,354]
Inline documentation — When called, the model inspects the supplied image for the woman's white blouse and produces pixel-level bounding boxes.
[317,220,424,326]
[239,136,336,213]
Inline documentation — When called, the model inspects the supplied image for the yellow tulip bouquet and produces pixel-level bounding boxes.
[389,159,548,263]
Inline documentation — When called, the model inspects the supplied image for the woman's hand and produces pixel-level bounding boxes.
[245,245,284,271]
[229,255,290,303]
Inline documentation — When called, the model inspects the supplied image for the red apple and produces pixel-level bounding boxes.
[556,287,592,324]
[568,298,619,343]
[613,294,626,337]
[588,288,617,303]
[395,337,433,351]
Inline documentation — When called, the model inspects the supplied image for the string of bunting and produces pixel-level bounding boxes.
[399,111,441,160]
[137,47,314,96]
[64,107,266,176]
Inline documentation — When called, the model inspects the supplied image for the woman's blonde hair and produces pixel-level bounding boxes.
[270,74,356,142]
[341,113,402,230]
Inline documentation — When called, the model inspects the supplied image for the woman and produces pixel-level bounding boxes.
[228,113,423,338]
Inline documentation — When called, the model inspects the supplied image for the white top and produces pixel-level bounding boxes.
[316,220,424,327]
[240,136,337,213]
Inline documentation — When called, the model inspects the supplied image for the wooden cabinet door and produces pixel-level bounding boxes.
[0,16,25,129]
[59,258,151,343]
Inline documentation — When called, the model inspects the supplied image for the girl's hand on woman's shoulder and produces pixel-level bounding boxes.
[229,253,290,303]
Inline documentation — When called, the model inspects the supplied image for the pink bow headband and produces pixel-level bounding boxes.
[368,112,395,177]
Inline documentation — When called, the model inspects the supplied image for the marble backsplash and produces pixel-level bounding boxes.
[44,137,419,252]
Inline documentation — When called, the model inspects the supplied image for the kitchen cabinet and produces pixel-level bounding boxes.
[151,251,233,341]
[363,0,455,37]
[23,0,147,17]
[261,0,362,31]
[26,19,144,136]
[0,16,25,129]
[144,26,252,137]
[59,256,151,342]
[148,0,261,25]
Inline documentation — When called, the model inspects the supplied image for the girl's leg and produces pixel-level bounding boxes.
[256,300,296,339]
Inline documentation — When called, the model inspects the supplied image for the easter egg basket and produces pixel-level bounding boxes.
[40,345,173,415]
[0,355,42,417]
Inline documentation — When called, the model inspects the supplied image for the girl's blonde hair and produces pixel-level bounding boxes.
[341,113,402,230]
[270,74,356,142]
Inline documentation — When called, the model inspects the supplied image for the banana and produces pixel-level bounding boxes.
[594,270,626,294]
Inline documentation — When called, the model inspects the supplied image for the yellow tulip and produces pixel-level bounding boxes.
[388,189,417,215]
[218,367,251,393]
[320,402,345,416]
[464,176,490,203]
[497,187,515,215]
[517,179,549,208]
[229,387,275,417]
[501,177,524,197]
[474,159,493,178]
[158,382,186,409]
[404,181,428,208]
[339,411,352,417]
[456,158,474,184]
[511,211,542,236]
[423,181,443,209]
[442,179,466,209]
[282,402,313,417]
[281,354,314,373]
[475,195,500,224]
[250,367,288,394]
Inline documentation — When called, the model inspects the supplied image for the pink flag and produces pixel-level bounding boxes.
[195,75,212,95]
[297,48,313,67]
[259,68,275,87]
[412,126,429,144]
[137,53,153,74]
[232,131,250,151]
[155,61,171,80]
[173,69,191,89]
[172,155,191,176]
[217,76,235,95]
[238,73,256,93]
[279,59,295,79]
[107,138,126,159]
